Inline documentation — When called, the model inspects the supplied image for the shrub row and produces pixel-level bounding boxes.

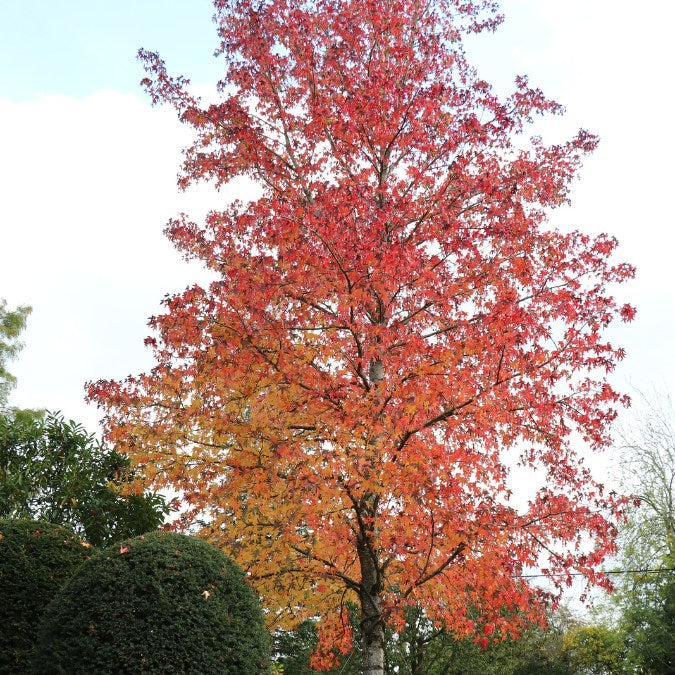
[0,519,269,674]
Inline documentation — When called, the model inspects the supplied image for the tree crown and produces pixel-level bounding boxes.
[89,0,634,665]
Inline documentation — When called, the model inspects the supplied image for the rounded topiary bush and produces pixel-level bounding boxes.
[33,531,270,674]
[0,518,92,672]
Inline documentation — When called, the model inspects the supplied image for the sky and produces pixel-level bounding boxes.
[1,0,674,440]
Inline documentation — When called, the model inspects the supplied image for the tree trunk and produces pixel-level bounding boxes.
[359,578,385,675]
[361,617,385,675]
[359,355,386,674]
[358,528,385,675]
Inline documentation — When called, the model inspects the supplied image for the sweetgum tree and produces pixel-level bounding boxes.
[89,1,635,672]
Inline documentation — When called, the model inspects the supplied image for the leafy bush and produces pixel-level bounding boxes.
[0,518,91,672]
[0,411,168,546]
[33,531,270,674]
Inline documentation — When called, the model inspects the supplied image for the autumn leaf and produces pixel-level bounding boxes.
[88,0,634,670]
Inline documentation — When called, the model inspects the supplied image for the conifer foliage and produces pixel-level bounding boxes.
[89,1,634,670]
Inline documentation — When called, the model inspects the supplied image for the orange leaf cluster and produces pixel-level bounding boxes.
[89,0,633,667]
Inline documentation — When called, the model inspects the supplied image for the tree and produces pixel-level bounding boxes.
[608,392,675,672]
[33,532,270,674]
[620,564,675,674]
[561,624,625,675]
[0,298,31,408]
[0,411,168,546]
[273,620,322,675]
[0,518,91,672]
[88,1,634,671]
[0,300,167,545]
[615,392,675,568]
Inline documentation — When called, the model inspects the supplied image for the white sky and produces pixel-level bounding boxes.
[1,0,674,440]
[1,0,673,617]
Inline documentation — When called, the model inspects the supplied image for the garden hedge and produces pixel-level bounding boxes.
[33,531,269,674]
[0,518,91,672]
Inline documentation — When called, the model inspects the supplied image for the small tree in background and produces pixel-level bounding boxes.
[0,298,31,409]
[0,518,91,672]
[33,531,270,674]
[609,391,675,672]
[561,624,625,675]
[620,556,675,674]
[0,298,168,545]
[0,411,169,547]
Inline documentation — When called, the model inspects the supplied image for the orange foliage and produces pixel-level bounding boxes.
[89,0,633,669]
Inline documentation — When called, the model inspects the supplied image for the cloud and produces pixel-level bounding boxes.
[2,4,674,432]
[0,91,254,427]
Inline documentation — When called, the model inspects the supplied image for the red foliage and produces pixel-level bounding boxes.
[89,0,633,668]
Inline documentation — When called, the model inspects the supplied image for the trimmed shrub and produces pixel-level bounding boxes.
[0,518,91,672]
[33,531,270,674]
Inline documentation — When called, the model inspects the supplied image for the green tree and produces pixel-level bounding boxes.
[273,604,583,675]
[616,392,675,568]
[273,620,322,675]
[620,558,675,674]
[34,532,270,674]
[608,391,675,673]
[561,624,625,675]
[0,299,31,409]
[0,411,168,546]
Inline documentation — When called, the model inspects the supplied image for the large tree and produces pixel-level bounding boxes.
[89,1,634,671]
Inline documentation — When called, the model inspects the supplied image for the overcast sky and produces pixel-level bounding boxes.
[1,0,673,440]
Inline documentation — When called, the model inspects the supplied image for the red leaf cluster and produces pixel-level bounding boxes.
[88,0,633,665]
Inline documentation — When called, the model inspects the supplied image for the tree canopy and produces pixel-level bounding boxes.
[89,0,634,670]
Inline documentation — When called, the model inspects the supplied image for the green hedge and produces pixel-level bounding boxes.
[0,518,91,672]
[33,531,270,674]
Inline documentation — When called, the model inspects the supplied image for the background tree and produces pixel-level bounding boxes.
[0,298,31,409]
[0,411,168,546]
[34,532,270,674]
[0,518,91,672]
[273,620,323,675]
[619,565,674,674]
[89,0,634,671]
[274,604,584,675]
[615,392,675,567]
[560,624,625,675]
[0,301,168,545]
[607,391,675,672]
